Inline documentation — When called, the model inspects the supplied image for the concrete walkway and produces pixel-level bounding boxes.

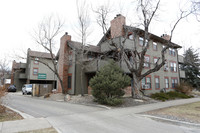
[1,97,200,133]
[0,118,52,133]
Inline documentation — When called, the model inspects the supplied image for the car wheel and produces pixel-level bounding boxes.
[22,92,24,95]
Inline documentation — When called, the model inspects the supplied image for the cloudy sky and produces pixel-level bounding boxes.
[0,0,199,65]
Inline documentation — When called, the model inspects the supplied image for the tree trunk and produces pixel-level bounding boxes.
[132,74,142,99]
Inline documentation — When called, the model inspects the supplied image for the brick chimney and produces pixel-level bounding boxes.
[110,14,126,38]
[161,34,171,41]
[58,32,71,93]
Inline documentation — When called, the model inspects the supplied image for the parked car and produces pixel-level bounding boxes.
[7,85,17,92]
[22,84,32,95]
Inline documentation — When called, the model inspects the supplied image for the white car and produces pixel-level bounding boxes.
[22,84,32,95]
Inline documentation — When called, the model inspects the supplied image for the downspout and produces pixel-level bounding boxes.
[177,49,181,85]
[74,49,77,95]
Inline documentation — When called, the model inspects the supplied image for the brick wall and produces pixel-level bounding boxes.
[57,33,71,93]
[110,14,126,38]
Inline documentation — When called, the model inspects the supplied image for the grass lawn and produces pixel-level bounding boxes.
[145,102,200,123]
[18,127,58,133]
[0,105,23,122]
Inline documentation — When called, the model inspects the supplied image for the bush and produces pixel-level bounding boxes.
[151,91,193,101]
[89,60,131,106]
[151,92,170,101]
[175,82,193,95]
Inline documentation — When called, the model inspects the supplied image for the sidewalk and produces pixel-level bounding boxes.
[0,118,52,133]
[95,97,200,117]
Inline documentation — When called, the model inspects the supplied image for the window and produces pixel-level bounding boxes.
[170,62,177,72]
[155,76,160,89]
[68,74,72,89]
[169,48,176,56]
[34,58,39,64]
[33,68,38,75]
[139,37,147,46]
[144,55,150,68]
[179,64,184,70]
[128,34,134,39]
[153,57,158,64]
[162,46,167,53]
[153,42,157,50]
[171,78,178,88]
[164,77,169,89]
[164,61,168,71]
[68,51,73,66]
[141,76,151,89]
[146,77,151,89]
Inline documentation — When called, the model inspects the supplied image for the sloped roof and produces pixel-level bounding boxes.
[68,41,101,53]
[97,25,181,49]
[28,50,55,59]
[124,25,182,48]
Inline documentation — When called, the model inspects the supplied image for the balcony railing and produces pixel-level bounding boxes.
[84,59,130,73]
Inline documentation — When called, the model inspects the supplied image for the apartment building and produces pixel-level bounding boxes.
[57,14,185,95]
[11,49,57,91]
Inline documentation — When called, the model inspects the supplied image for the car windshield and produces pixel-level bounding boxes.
[26,84,32,88]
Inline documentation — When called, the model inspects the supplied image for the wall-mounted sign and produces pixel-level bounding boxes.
[38,73,46,79]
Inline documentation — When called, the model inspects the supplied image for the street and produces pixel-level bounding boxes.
[4,93,200,133]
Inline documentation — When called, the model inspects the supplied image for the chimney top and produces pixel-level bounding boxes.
[161,34,171,41]
[116,14,122,17]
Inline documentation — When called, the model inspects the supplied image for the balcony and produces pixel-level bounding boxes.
[19,73,26,79]
[180,70,185,78]
[84,59,130,73]
[19,63,26,68]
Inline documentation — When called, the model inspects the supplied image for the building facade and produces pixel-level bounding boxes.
[57,14,185,95]
[11,49,57,91]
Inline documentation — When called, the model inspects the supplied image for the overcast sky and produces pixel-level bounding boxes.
[0,0,199,65]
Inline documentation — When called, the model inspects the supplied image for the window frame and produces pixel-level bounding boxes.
[144,55,150,68]
[67,73,72,89]
[169,48,176,56]
[170,61,177,72]
[153,42,158,51]
[141,75,152,90]
[164,77,169,89]
[34,58,39,64]
[154,76,160,90]
[33,68,38,76]
[171,77,178,89]
[164,60,169,71]
[139,37,148,47]
[153,57,158,64]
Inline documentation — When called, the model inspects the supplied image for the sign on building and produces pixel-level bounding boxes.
[38,73,46,79]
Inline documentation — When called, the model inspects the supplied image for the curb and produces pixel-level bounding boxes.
[4,105,62,133]
[3,105,34,119]
[141,114,200,127]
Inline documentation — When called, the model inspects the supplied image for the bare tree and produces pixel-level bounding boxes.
[76,0,91,96]
[0,58,10,85]
[95,0,194,98]
[192,0,200,21]
[32,15,66,93]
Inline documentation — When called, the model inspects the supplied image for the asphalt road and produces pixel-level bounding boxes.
[4,93,105,118]
[4,92,200,133]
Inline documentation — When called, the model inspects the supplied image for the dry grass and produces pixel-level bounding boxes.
[0,85,7,113]
[146,102,200,123]
[18,127,58,133]
[0,105,23,122]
